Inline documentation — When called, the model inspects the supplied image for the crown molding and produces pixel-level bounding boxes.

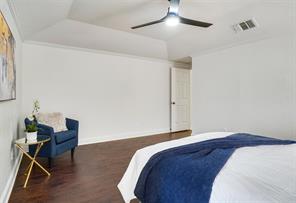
[6,0,24,41]
[24,40,174,65]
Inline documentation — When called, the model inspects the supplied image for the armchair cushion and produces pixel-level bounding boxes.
[55,130,77,144]
[36,112,68,133]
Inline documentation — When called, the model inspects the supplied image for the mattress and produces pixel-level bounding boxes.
[118,132,296,203]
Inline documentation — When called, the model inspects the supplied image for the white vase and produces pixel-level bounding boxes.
[26,132,37,141]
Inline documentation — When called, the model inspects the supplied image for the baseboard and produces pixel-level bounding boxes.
[78,128,170,145]
[0,153,22,203]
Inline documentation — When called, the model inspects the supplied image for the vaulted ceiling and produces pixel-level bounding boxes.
[11,0,296,60]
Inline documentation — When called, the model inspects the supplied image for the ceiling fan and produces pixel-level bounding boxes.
[131,0,213,29]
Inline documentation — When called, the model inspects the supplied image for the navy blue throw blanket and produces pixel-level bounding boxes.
[134,133,295,203]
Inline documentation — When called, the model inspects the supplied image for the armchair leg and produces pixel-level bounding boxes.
[71,148,75,160]
[48,157,52,168]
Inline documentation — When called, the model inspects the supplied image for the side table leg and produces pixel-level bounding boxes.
[15,138,50,188]
[24,143,43,188]
[24,162,33,176]
[24,158,34,188]
[20,143,50,175]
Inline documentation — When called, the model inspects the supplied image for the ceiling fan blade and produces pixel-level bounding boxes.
[168,0,180,14]
[131,18,165,29]
[179,16,213,28]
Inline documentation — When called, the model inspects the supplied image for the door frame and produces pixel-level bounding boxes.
[170,67,192,132]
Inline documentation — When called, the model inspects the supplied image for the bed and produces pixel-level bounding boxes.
[118,132,296,203]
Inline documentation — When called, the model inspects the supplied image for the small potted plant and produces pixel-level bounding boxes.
[25,100,40,140]
[25,121,38,140]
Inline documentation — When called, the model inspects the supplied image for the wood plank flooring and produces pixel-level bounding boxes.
[9,130,191,203]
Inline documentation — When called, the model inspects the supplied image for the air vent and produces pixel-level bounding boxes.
[232,18,258,33]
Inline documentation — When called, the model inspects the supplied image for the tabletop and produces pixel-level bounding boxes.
[15,135,51,146]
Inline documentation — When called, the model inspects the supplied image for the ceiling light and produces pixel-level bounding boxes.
[165,14,180,26]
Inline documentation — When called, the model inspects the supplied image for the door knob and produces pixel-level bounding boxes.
[171,102,176,105]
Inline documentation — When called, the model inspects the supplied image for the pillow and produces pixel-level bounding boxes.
[36,112,68,133]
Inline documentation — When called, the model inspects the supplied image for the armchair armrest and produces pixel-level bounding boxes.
[66,118,79,132]
[37,123,54,135]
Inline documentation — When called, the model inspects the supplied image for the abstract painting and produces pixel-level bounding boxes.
[0,11,15,101]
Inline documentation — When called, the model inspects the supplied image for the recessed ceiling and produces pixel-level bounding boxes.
[68,0,257,41]
[10,0,296,60]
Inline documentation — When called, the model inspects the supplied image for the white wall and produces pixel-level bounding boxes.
[192,35,296,139]
[0,0,23,202]
[22,43,171,144]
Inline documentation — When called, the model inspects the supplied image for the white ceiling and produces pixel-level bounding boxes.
[68,0,254,41]
[11,0,296,60]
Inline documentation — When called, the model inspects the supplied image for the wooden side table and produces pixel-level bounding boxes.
[15,135,51,188]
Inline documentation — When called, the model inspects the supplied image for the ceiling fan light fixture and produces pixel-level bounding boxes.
[131,0,213,29]
[165,14,180,26]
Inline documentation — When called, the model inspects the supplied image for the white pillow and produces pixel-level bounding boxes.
[36,112,68,133]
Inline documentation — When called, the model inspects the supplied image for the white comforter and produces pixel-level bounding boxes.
[118,132,296,203]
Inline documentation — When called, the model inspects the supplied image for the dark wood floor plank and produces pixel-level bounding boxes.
[9,131,191,203]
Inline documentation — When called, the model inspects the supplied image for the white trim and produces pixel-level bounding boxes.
[78,128,170,146]
[6,0,24,40]
[24,40,174,65]
[173,62,192,70]
[0,153,22,203]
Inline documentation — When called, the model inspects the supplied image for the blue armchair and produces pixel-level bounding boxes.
[24,118,79,167]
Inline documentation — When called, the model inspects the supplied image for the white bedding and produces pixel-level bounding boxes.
[118,132,296,203]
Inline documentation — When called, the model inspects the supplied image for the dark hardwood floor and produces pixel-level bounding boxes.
[9,130,191,203]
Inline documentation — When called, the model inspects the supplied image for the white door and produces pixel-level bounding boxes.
[171,68,191,132]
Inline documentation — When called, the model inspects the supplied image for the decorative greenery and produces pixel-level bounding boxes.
[32,100,40,116]
[25,100,40,132]
[28,99,40,121]
[25,122,38,133]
